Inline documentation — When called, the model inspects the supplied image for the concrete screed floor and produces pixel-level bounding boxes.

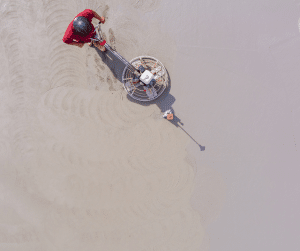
[0,0,299,251]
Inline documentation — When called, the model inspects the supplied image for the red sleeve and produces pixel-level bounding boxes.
[62,21,74,44]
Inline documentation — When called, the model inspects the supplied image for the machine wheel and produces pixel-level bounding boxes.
[122,56,168,102]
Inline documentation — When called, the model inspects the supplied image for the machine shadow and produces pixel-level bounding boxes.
[95,47,125,82]
[94,47,205,151]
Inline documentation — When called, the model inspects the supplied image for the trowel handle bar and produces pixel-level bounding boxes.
[93,22,141,76]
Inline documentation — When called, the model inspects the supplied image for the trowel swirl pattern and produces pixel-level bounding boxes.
[0,0,204,250]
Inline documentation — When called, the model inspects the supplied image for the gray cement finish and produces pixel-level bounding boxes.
[148,0,300,250]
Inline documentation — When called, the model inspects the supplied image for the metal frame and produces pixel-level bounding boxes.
[122,56,168,102]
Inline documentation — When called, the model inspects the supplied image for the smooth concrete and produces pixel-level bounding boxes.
[149,0,300,250]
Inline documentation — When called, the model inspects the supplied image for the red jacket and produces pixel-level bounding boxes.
[62,9,96,44]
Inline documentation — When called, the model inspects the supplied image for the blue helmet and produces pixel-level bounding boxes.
[73,16,93,36]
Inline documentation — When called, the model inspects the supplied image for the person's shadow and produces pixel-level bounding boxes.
[94,47,205,151]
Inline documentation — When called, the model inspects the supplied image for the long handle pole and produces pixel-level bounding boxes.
[94,23,140,76]
[104,44,140,75]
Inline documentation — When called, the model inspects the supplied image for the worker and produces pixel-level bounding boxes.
[62,9,106,51]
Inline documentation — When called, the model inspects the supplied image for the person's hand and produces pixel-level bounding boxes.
[93,41,106,51]
[70,41,84,48]
[100,16,105,24]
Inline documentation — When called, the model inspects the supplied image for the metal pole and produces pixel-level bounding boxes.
[94,23,140,76]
